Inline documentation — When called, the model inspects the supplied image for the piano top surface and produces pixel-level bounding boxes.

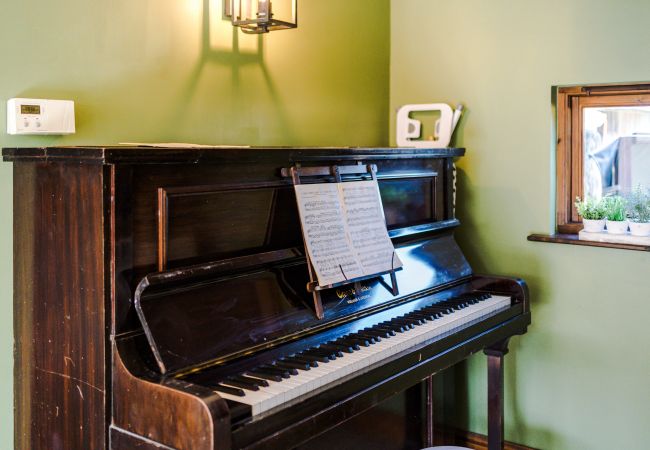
[1,145,465,164]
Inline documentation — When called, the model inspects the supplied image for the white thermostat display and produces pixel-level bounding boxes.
[7,98,75,135]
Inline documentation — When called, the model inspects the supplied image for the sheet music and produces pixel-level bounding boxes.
[341,181,403,276]
[294,180,402,287]
[294,183,364,286]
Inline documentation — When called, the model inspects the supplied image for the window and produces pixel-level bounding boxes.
[556,83,650,234]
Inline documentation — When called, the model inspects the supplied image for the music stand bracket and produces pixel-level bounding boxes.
[283,162,400,319]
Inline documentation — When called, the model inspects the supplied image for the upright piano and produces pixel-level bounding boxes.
[4,146,530,450]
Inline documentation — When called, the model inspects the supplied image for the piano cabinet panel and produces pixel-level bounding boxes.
[114,157,453,335]
[13,162,108,450]
[127,158,447,275]
[112,341,231,450]
[295,385,425,450]
[471,274,530,314]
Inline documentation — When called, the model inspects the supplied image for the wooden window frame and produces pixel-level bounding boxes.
[556,83,650,234]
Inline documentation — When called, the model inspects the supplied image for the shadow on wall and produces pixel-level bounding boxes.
[169,0,294,143]
[10,0,293,146]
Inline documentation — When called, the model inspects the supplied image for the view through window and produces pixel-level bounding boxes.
[583,106,650,200]
[555,84,650,233]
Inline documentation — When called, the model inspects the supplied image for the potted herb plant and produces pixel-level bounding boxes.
[627,185,650,237]
[575,197,606,232]
[602,195,628,234]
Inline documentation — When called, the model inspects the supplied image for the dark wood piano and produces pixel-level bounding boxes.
[4,146,530,450]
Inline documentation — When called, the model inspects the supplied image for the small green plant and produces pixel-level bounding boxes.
[601,195,627,221]
[627,185,650,223]
[574,197,606,220]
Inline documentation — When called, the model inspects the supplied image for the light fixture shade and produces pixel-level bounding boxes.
[230,0,297,34]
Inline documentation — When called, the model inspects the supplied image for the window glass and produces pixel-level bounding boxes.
[583,106,650,200]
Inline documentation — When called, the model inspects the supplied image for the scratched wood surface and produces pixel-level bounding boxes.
[13,162,107,450]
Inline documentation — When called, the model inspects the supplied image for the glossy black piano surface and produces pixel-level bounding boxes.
[117,147,530,449]
[4,146,530,450]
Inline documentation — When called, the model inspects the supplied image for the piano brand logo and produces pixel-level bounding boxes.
[336,284,372,304]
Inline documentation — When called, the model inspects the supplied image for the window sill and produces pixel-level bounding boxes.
[527,233,650,252]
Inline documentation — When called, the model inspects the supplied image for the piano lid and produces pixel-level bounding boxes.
[134,232,472,375]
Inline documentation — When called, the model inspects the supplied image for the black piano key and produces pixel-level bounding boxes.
[246,369,284,382]
[286,356,320,367]
[273,364,300,375]
[321,347,344,358]
[334,338,362,350]
[340,336,370,347]
[232,374,269,387]
[387,322,409,332]
[276,359,311,371]
[222,378,260,391]
[295,352,330,363]
[367,327,395,337]
[211,384,246,397]
[355,331,382,341]
[321,343,355,354]
[423,305,453,315]
[373,325,399,335]
[258,365,292,378]
[424,311,443,320]
[298,353,330,363]
[415,309,439,318]
[304,348,340,359]
[406,312,434,321]
[387,319,414,329]
[376,322,403,332]
[412,315,427,324]
[349,332,377,343]
[266,364,298,376]
[400,315,425,325]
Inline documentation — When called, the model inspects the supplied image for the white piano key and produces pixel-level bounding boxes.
[217,295,512,417]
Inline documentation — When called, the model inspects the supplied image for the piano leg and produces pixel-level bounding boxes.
[424,375,435,447]
[484,339,510,450]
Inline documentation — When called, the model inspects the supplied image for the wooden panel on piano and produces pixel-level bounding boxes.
[157,184,302,271]
[157,176,439,271]
[111,340,231,450]
[12,162,107,450]
[116,158,447,335]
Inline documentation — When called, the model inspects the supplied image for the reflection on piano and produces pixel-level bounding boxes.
[4,146,530,450]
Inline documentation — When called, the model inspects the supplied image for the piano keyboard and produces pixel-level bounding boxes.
[210,293,511,417]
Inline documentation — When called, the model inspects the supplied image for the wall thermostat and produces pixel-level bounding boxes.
[7,98,76,135]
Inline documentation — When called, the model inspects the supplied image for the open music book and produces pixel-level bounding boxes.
[294,180,403,287]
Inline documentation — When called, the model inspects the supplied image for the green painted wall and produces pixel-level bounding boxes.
[0,1,389,448]
[391,1,650,449]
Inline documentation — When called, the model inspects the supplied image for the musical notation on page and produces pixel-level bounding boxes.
[294,180,402,287]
